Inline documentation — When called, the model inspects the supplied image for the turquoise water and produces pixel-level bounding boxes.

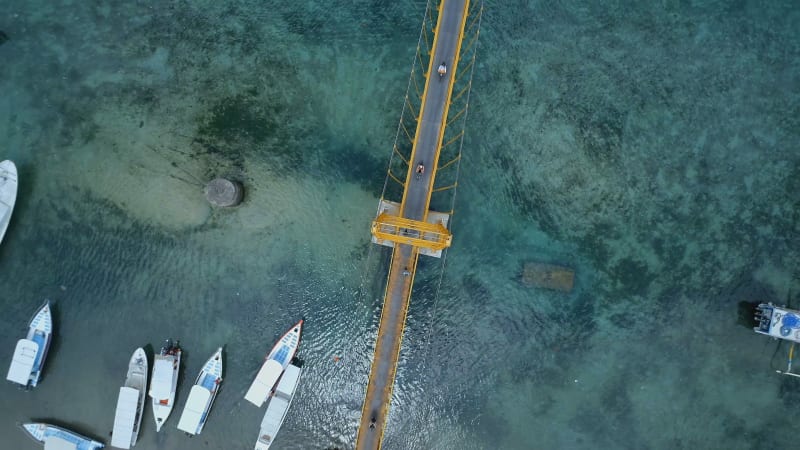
[1,1,799,449]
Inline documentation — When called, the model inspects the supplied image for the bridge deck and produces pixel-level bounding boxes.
[356,1,470,449]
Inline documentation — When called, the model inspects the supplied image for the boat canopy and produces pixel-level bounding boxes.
[255,364,301,450]
[6,338,39,385]
[177,385,211,434]
[149,358,175,400]
[44,436,78,450]
[111,387,140,448]
[258,396,290,446]
[245,359,283,407]
[275,365,301,399]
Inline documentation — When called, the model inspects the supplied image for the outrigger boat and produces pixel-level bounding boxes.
[255,364,302,450]
[177,347,223,435]
[0,160,18,245]
[7,300,53,388]
[755,303,800,378]
[111,348,148,449]
[21,422,104,450]
[149,340,181,432]
[245,320,303,407]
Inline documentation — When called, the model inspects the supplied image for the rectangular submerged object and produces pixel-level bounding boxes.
[522,262,575,292]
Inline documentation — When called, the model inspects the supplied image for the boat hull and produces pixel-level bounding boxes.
[22,422,104,450]
[6,300,52,388]
[111,348,148,449]
[244,320,303,407]
[149,340,181,432]
[177,347,223,435]
[255,364,302,450]
[0,160,18,245]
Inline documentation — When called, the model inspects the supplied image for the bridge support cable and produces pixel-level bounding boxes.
[442,131,465,150]
[432,182,458,193]
[376,1,439,207]
[429,2,484,218]
[386,170,405,188]
[438,153,461,171]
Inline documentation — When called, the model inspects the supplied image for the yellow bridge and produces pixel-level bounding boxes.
[357,0,483,448]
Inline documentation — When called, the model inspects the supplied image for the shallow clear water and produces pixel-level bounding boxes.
[1,1,798,449]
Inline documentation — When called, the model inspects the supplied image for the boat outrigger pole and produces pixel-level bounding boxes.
[776,343,800,378]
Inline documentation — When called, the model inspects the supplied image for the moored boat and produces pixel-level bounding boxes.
[149,340,181,432]
[177,347,223,435]
[755,303,800,343]
[21,422,104,450]
[254,364,302,450]
[244,320,303,407]
[0,159,18,245]
[111,348,148,449]
[6,300,53,388]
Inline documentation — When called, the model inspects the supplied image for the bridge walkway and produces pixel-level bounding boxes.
[356,1,471,449]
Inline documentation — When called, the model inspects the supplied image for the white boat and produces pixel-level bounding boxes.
[7,300,53,388]
[177,347,223,435]
[21,422,104,450]
[254,364,302,450]
[111,348,148,449]
[755,303,800,343]
[754,303,800,378]
[149,339,181,432]
[0,160,18,244]
[245,320,303,407]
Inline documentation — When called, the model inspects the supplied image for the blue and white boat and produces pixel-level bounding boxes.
[254,364,302,450]
[754,303,800,378]
[149,340,181,432]
[177,347,223,435]
[0,160,18,245]
[245,320,303,407]
[21,422,104,450]
[755,303,800,343]
[6,300,53,388]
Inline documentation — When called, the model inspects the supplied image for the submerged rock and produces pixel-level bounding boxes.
[0,31,8,46]
[204,178,243,207]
